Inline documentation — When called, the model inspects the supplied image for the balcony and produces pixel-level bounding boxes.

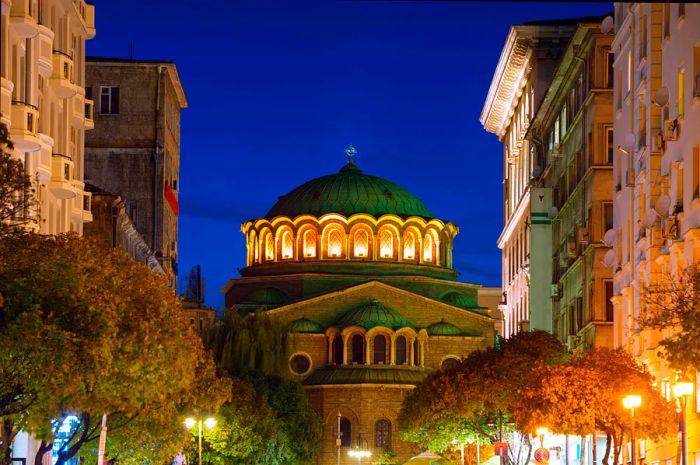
[49,51,77,98]
[10,102,41,152]
[82,192,92,223]
[84,99,94,129]
[71,92,84,124]
[72,0,95,39]
[49,154,76,199]
[37,25,54,78]
[9,0,39,38]
[0,78,12,127]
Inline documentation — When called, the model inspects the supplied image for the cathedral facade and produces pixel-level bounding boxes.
[222,154,496,464]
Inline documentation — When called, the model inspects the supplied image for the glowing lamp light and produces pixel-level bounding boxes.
[380,245,392,258]
[305,245,316,257]
[354,245,367,257]
[204,418,217,429]
[348,450,372,458]
[623,394,642,409]
[330,245,341,257]
[673,379,694,398]
[184,418,196,428]
[536,427,549,437]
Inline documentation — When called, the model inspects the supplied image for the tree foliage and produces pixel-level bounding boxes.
[640,265,700,372]
[0,120,36,237]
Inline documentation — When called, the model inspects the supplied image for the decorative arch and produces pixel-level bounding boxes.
[402,229,417,260]
[375,418,392,449]
[280,228,294,259]
[349,333,366,364]
[422,231,435,263]
[394,334,408,365]
[261,229,275,262]
[353,228,371,258]
[301,228,317,258]
[372,333,389,364]
[323,224,346,259]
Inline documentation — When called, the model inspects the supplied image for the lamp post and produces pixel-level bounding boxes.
[623,395,642,465]
[347,433,371,464]
[184,416,216,465]
[673,377,694,465]
[536,427,549,448]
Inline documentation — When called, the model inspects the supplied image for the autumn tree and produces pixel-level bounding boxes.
[640,265,700,372]
[0,233,231,465]
[0,120,36,237]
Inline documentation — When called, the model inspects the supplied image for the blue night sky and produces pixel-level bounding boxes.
[87,1,611,309]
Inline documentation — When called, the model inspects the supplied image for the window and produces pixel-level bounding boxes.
[604,203,614,232]
[403,232,416,259]
[281,230,293,259]
[663,3,670,38]
[395,335,407,365]
[373,335,387,364]
[678,3,685,18]
[605,126,614,164]
[441,357,460,371]
[413,338,421,366]
[289,354,311,375]
[678,68,685,118]
[340,418,351,447]
[99,86,119,114]
[332,336,344,365]
[606,50,614,89]
[265,234,274,260]
[605,281,614,322]
[328,228,343,257]
[303,230,316,257]
[627,50,632,95]
[254,238,259,262]
[375,419,391,449]
[423,234,433,262]
[353,229,368,257]
[379,230,393,258]
[694,46,700,97]
[351,334,364,364]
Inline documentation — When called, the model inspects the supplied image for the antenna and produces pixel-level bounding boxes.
[652,86,669,107]
[603,229,617,247]
[600,16,614,34]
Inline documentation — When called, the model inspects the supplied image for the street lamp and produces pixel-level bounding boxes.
[536,427,549,448]
[184,416,216,465]
[623,394,642,465]
[347,433,371,464]
[673,377,694,465]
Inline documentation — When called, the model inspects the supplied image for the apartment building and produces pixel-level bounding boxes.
[527,20,615,351]
[1,0,95,235]
[611,3,700,465]
[84,57,187,288]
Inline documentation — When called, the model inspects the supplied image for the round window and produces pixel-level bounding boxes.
[440,357,460,371]
[290,354,311,375]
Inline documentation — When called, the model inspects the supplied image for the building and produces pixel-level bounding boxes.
[221,152,496,465]
[611,3,700,465]
[1,0,95,235]
[84,57,187,288]
[481,20,580,338]
[181,264,216,334]
[526,19,615,352]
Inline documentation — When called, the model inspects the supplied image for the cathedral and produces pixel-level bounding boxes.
[222,149,496,464]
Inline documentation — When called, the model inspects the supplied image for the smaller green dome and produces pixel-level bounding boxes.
[290,318,324,333]
[427,320,463,336]
[334,300,412,330]
[440,291,473,308]
[242,287,289,306]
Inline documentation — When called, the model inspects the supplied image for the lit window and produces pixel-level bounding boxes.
[265,234,274,261]
[403,232,416,259]
[423,234,433,262]
[328,229,343,257]
[254,237,259,262]
[354,229,368,257]
[678,68,685,117]
[379,230,393,258]
[281,230,293,259]
[303,230,316,257]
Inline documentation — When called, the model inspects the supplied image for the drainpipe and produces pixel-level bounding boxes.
[153,66,163,257]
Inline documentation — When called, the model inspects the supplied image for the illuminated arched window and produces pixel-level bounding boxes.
[281,230,293,259]
[354,229,369,257]
[303,230,317,258]
[379,230,393,258]
[265,234,274,261]
[403,232,416,259]
[328,228,344,257]
[375,419,391,449]
[423,234,433,262]
[254,237,259,262]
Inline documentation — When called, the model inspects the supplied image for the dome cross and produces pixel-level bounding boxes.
[345,144,357,163]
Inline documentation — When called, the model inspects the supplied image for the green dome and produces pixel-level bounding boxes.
[242,287,289,306]
[334,299,413,330]
[290,318,324,333]
[427,320,463,336]
[440,291,473,308]
[266,161,433,219]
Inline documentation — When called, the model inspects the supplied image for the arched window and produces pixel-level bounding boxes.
[413,338,421,366]
[332,336,344,365]
[441,357,460,371]
[379,230,393,258]
[373,335,387,364]
[328,228,344,257]
[423,234,434,262]
[375,419,391,449]
[395,335,407,365]
[354,229,369,257]
[253,237,259,262]
[403,232,416,259]
[265,234,274,261]
[281,230,293,259]
[351,334,365,364]
[303,229,317,257]
[340,418,352,447]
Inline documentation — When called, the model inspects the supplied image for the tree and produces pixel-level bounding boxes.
[0,121,36,237]
[0,233,231,465]
[640,265,700,372]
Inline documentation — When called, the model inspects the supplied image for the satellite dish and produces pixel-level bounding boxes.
[652,86,669,107]
[639,238,649,252]
[548,206,559,219]
[642,209,657,228]
[533,165,542,177]
[654,194,672,215]
[604,228,617,247]
[600,16,614,34]
[623,133,637,152]
[604,249,616,268]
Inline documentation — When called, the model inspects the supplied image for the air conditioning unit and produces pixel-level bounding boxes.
[664,120,678,141]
